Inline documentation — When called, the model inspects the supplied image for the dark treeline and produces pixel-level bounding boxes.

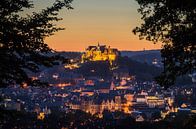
[77,56,162,81]
[134,0,196,88]
[0,109,195,129]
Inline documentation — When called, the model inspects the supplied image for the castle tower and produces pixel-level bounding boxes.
[97,42,100,50]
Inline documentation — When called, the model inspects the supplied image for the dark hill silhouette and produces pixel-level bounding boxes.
[121,50,162,67]
[117,57,162,81]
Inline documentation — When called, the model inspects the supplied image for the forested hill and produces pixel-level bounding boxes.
[116,56,162,81]
[121,50,162,67]
[77,57,162,81]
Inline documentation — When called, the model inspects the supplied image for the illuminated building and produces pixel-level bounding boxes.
[37,112,45,120]
[84,80,95,86]
[81,90,94,96]
[146,96,165,108]
[191,107,196,113]
[21,82,28,88]
[181,103,188,108]
[136,95,146,103]
[114,96,121,110]
[64,63,80,70]
[135,115,145,122]
[124,93,134,106]
[116,85,131,90]
[67,94,130,115]
[82,44,120,65]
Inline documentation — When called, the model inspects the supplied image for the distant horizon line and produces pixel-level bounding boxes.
[54,48,161,53]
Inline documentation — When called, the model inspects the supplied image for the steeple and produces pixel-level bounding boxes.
[97,42,100,50]
[98,42,100,47]
[110,81,116,91]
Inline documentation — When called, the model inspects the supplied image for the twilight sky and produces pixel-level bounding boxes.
[32,0,161,51]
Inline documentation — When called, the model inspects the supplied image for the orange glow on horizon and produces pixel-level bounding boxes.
[40,0,162,52]
[45,30,162,52]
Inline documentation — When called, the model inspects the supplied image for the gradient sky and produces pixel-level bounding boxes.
[32,0,161,51]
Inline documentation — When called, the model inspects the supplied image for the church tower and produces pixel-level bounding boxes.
[110,81,116,90]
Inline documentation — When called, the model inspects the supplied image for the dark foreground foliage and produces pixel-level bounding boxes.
[0,0,73,87]
[134,0,196,88]
[0,109,195,129]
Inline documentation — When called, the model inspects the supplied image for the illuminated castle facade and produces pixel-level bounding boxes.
[82,44,120,65]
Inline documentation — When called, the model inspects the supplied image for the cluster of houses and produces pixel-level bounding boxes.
[61,77,177,120]
[1,76,196,121]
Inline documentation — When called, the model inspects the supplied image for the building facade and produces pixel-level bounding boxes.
[82,44,120,65]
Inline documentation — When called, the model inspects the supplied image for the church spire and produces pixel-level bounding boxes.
[98,42,100,47]
[110,81,116,91]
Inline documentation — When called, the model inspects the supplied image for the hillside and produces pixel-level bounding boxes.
[121,50,162,67]
[116,57,162,81]
[77,57,162,81]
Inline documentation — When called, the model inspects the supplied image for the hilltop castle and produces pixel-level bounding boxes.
[82,44,120,65]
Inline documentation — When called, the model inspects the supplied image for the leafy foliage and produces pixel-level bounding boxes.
[133,0,196,88]
[78,61,112,78]
[0,0,73,87]
[1,109,196,129]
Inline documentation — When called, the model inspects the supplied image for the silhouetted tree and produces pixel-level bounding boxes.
[133,0,196,88]
[0,0,73,87]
